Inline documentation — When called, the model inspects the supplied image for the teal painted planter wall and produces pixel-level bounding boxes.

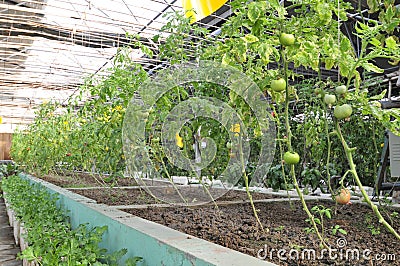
[19,173,275,266]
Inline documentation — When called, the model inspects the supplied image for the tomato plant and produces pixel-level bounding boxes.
[203,0,400,243]
[11,0,400,245]
[11,48,148,178]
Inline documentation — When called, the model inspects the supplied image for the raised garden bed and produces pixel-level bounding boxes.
[124,201,400,265]
[16,173,275,266]
[38,172,140,188]
[31,174,400,265]
[68,187,285,206]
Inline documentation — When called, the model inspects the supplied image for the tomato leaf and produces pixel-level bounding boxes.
[385,36,397,50]
[362,62,384,73]
[269,0,286,19]
[369,89,387,100]
[242,34,259,43]
[369,38,382,47]
[325,210,332,219]
[247,3,262,23]
[367,0,380,13]
[340,38,352,53]
[384,5,395,21]
[325,59,335,70]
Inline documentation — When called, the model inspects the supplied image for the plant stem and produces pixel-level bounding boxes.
[156,151,188,204]
[272,104,293,207]
[281,48,328,248]
[239,134,266,232]
[323,103,334,195]
[291,165,328,248]
[283,56,292,151]
[188,160,219,209]
[334,120,400,240]
[243,171,265,232]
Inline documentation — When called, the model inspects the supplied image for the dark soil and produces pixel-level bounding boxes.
[69,187,284,206]
[38,173,162,187]
[36,175,400,265]
[124,201,400,266]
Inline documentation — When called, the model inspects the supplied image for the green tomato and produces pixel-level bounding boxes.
[279,33,295,46]
[226,142,233,149]
[283,151,300,164]
[335,85,347,95]
[271,78,286,92]
[314,88,323,98]
[334,104,353,120]
[324,94,336,105]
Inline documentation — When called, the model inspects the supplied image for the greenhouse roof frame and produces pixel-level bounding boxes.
[0,0,399,132]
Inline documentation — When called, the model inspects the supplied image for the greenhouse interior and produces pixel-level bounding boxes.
[0,0,400,265]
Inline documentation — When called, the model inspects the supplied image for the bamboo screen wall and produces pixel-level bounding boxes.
[0,133,12,160]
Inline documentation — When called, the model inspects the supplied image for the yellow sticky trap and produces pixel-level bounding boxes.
[182,0,228,22]
[0,116,2,124]
[176,133,184,148]
[230,123,240,137]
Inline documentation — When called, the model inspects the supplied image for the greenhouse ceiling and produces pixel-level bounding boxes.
[0,0,230,131]
[0,0,399,132]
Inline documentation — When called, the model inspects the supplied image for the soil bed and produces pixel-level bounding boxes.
[69,187,285,206]
[124,200,400,266]
[38,173,169,187]
[35,175,400,265]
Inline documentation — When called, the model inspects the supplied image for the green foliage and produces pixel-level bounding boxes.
[11,1,398,190]
[11,48,148,177]
[156,11,209,64]
[1,175,140,265]
[305,205,337,238]
[331,224,348,236]
[0,163,19,178]
[9,0,400,241]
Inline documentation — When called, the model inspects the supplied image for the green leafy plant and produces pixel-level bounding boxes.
[305,205,332,239]
[9,0,400,248]
[0,163,19,178]
[365,213,382,236]
[331,225,348,236]
[202,0,400,243]
[1,175,141,265]
[11,48,148,179]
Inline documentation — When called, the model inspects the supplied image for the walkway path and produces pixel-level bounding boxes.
[0,197,22,266]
